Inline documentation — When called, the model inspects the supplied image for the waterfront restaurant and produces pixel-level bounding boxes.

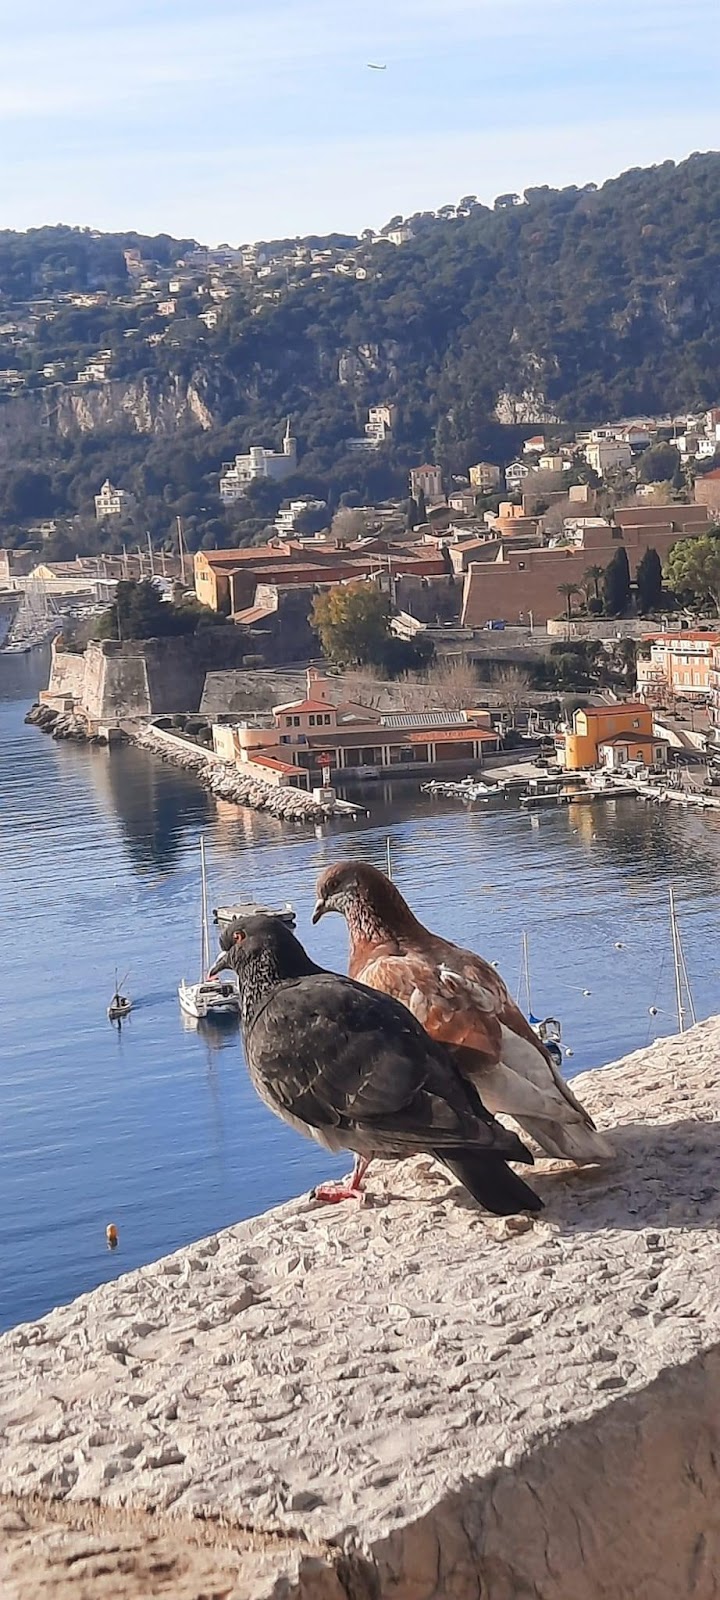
[211,676,501,785]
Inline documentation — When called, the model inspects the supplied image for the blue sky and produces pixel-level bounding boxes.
[2,0,719,243]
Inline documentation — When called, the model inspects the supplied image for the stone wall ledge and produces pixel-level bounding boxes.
[3,1020,720,1598]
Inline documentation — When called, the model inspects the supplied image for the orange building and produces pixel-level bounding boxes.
[636,632,720,704]
[558,703,667,770]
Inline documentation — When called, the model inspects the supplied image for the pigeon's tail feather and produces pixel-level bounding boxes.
[437,1151,543,1216]
[515,1116,614,1165]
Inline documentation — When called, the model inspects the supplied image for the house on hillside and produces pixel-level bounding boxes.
[694,468,720,514]
[410,464,443,502]
[504,461,530,491]
[94,480,135,520]
[468,462,501,492]
[219,420,297,503]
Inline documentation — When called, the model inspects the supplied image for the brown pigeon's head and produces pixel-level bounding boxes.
[312,860,417,936]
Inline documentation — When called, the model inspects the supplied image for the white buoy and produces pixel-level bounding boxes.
[648,1005,658,1017]
[491,961,500,969]
[582,988,592,997]
[565,1047,574,1057]
[614,941,625,950]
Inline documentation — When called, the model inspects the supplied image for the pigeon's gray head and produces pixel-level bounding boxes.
[208,915,312,978]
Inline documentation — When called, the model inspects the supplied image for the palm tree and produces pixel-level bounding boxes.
[558,582,580,621]
[583,565,604,603]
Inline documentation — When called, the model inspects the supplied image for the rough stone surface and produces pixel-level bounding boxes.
[3,1022,720,1597]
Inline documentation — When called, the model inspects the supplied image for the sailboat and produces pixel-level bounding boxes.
[178,837,240,1021]
[518,932,563,1067]
[107,969,132,1022]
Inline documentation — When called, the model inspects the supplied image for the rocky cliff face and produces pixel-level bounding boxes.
[0,375,214,461]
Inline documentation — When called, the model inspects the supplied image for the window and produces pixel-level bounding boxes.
[324,714,331,725]
[293,716,300,727]
[309,715,315,726]
[285,716,292,727]
[632,719,639,728]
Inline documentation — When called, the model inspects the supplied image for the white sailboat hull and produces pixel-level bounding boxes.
[178,978,240,1021]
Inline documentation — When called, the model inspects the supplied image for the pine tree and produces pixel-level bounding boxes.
[603,547,631,617]
[636,547,663,613]
[416,486,427,524]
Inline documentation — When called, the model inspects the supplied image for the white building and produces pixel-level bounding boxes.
[584,438,633,477]
[410,464,443,502]
[219,421,298,504]
[275,498,326,535]
[347,404,396,451]
[504,460,530,490]
[94,479,134,520]
[387,225,414,246]
[78,358,110,384]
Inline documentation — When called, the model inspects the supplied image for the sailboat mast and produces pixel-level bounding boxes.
[669,886,685,1033]
[386,837,393,880]
[521,930,532,1016]
[200,836,210,977]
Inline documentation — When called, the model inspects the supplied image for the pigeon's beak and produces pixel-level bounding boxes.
[311,897,326,925]
[207,952,228,978]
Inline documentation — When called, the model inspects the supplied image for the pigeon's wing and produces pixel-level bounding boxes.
[358,950,504,1067]
[246,973,524,1157]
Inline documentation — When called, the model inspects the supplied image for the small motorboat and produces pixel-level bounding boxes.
[108,969,132,1022]
[108,995,132,1021]
[213,900,296,931]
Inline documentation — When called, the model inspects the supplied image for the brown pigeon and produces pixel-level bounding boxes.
[312,862,612,1164]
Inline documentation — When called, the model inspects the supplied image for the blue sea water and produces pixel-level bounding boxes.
[1,650,719,1331]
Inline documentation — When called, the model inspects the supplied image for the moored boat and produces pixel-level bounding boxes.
[213,900,296,931]
[179,838,241,1022]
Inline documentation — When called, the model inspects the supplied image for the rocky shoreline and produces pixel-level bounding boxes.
[2,1022,720,1598]
[24,702,113,745]
[24,704,364,824]
[130,722,362,824]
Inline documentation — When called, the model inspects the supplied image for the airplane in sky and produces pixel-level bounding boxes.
[367,63,387,71]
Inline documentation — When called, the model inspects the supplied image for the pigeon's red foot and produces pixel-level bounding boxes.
[311,1157,369,1205]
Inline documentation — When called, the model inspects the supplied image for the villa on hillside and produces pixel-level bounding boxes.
[219,421,298,503]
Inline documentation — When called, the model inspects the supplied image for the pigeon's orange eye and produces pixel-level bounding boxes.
[232,930,246,945]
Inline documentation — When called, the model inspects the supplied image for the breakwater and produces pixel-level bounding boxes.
[129,721,365,823]
[24,704,366,822]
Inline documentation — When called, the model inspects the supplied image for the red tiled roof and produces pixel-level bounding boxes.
[233,603,277,624]
[246,753,301,774]
[647,632,720,643]
[273,698,335,714]
[584,702,648,717]
[598,733,669,747]
[408,728,498,745]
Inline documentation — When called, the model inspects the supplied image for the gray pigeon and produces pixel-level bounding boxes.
[209,915,542,1213]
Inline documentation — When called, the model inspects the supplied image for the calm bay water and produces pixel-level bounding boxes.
[2,650,720,1331]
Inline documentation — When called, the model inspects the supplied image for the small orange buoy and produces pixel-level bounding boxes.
[106,1223,118,1249]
